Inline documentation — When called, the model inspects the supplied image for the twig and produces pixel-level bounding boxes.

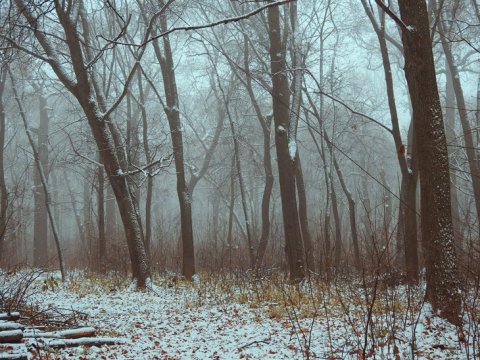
[238,337,271,350]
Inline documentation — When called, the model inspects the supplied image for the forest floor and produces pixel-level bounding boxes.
[1,269,477,359]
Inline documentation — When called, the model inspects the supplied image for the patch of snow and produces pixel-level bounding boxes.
[288,139,297,161]
[2,271,473,360]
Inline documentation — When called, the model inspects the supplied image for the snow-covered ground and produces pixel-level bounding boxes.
[2,271,478,359]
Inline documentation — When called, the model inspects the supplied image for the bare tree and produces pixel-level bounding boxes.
[382,0,462,324]
[6,0,151,286]
[361,0,419,281]
[9,69,65,281]
[267,3,304,282]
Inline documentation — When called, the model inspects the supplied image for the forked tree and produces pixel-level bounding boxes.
[8,0,151,286]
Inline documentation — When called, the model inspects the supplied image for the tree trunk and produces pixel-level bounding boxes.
[396,0,461,325]
[240,35,273,272]
[400,122,419,283]
[230,125,255,268]
[10,73,65,281]
[105,184,116,243]
[152,15,195,280]
[97,161,105,271]
[329,172,342,269]
[214,74,255,269]
[295,154,314,273]
[267,4,304,282]
[305,92,359,270]
[14,0,151,286]
[444,65,462,249]
[333,155,360,270]
[0,69,8,262]
[32,93,49,267]
[64,171,86,252]
[138,71,153,257]
[226,153,236,271]
[437,6,480,232]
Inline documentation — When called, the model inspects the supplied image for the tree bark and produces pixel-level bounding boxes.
[152,13,195,280]
[0,69,8,262]
[436,5,480,235]
[32,93,49,268]
[10,72,65,281]
[396,0,461,324]
[15,0,152,286]
[97,160,106,271]
[267,4,304,282]
[401,122,419,283]
[137,71,153,257]
[444,65,462,249]
[295,154,314,272]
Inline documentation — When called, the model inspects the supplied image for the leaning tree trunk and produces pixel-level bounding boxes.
[17,0,152,286]
[10,73,65,281]
[395,0,461,325]
[267,4,304,282]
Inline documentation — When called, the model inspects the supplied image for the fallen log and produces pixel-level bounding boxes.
[24,327,96,339]
[0,330,23,343]
[0,323,23,331]
[26,336,127,349]
[0,313,20,322]
[0,343,28,360]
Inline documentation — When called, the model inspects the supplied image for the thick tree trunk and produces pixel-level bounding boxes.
[267,4,304,282]
[396,0,461,324]
[14,0,151,286]
[84,105,150,286]
[444,66,462,249]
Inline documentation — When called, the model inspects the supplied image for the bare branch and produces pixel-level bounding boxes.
[373,0,410,33]
[101,0,296,47]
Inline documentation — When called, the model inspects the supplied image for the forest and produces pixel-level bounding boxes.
[0,0,479,358]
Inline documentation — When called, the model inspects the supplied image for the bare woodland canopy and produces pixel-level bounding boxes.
[0,0,478,325]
